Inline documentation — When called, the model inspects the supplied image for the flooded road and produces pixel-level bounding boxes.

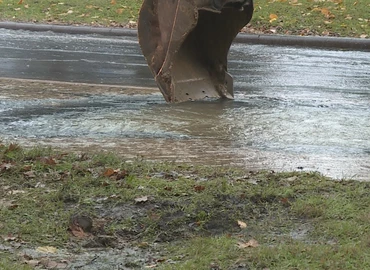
[0,29,369,180]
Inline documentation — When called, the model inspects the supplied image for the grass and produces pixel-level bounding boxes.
[0,0,368,37]
[1,143,370,269]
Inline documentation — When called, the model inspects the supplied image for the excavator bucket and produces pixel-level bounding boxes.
[138,0,253,103]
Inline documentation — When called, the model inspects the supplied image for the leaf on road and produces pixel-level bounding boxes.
[237,239,259,248]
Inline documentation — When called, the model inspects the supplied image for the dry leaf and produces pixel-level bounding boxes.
[237,220,247,229]
[0,163,13,171]
[23,170,36,178]
[70,225,88,238]
[39,156,56,165]
[103,168,115,177]
[145,264,157,269]
[36,246,57,253]
[116,8,124,14]
[237,239,259,248]
[110,0,116,4]
[135,195,148,203]
[194,185,205,192]
[24,259,40,267]
[269,13,278,23]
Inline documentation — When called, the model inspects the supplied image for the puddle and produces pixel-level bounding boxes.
[0,29,369,180]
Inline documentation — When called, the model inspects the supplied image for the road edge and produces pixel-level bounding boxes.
[0,21,369,51]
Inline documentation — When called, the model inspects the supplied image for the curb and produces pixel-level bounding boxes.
[1,21,369,51]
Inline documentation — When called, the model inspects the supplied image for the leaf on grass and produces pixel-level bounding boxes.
[2,234,18,242]
[39,258,69,269]
[39,156,57,166]
[7,189,26,195]
[116,8,124,14]
[23,170,36,178]
[103,168,115,177]
[69,224,88,238]
[269,13,278,23]
[110,0,116,4]
[194,185,205,192]
[237,239,259,248]
[135,195,148,203]
[36,246,57,254]
[18,0,23,4]
[145,264,157,269]
[237,220,247,229]
[0,163,13,172]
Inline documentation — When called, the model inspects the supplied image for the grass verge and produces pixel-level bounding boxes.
[0,142,370,269]
[0,0,368,37]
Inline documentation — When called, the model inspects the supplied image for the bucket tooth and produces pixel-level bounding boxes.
[138,0,253,103]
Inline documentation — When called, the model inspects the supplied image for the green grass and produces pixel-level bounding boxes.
[251,0,370,37]
[0,0,368,37]
[1,143,370,269]
[0,0,142,27]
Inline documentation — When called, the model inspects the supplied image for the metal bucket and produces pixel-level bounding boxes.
[138,0,253,102]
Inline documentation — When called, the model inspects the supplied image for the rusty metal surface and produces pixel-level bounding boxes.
[138,0,253,103]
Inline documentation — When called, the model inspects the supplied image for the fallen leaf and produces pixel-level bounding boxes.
[17,0,23,4]
[145,264,157,269]
[237,220,247,229]
[237,239,259,248]
[194,185,205,192]
[23,170,36,178]
[116,8,124,14]
[7,189,26,195]
[116,170,128,180]
[2,234,18,242]
[103,168,115,177]
[135,195,148,203]
[39,156,56,166]
[69,224,88,238]
[24,259,40,267]
[110,0,116,4]
[0,163,13,172]
[269,13,278,23]
[36,246,57,253]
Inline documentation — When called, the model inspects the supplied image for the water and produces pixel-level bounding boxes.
[0,29,369,180]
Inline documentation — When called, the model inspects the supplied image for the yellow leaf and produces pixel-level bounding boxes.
[111,0,116,4]
[237,220,247,229]
[116,8,124,14]
[320,8,330,16]
[269,13,278,23]
[36,246,57,253]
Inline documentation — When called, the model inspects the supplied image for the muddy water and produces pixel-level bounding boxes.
[0,30,369,180]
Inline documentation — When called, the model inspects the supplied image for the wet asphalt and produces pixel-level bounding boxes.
[0,29,369,180]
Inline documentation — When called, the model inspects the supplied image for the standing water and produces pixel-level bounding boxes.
[0,30,369,180]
